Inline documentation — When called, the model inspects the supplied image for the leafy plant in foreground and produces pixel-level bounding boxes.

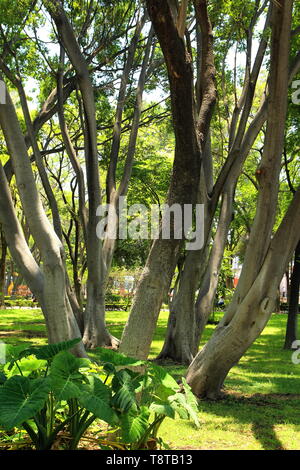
[0,339,116,450]
[0,342,200,450]
[96,348,200,450]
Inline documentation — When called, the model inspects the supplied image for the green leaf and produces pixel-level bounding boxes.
[0,375,50,429]
[4,345,30,371]
[112,370,139,412]
[7,356,47,377]
[79,376,117,425]
[0,372,6,384]
[149,402,175,419]
[120,410,150,444]
[148,364,179,390]
[168,394,189,420]
[180,378,200,428]
[18,338,82,361]
[168,389,200,428]
[97,348,145,367]
[49,351,83,400]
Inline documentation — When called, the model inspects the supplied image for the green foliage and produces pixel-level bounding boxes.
[18,338,82,361]
[97,347,144,367]
[0,340,93,450]
[78,376,117,425]
[4,298,38,308]
[0,341,200,450]
[95,347,200,450]
[120,409,150,444]
[0,376,51,429]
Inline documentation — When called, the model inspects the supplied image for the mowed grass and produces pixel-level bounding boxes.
[1,307,300,450]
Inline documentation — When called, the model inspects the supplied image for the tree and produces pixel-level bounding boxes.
[119,0,216,360]
[186,0,299,398]
[157,0,273,364]
[120,0,300,368]
[0,0,160,350]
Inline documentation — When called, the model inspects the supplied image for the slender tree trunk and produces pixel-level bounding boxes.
[194,186,234,346]
[284,241,300,349]
[156,142,212,364]
[286,270,291,304]
[49,2,152,349]
[48,2,109,349]
[155,254,200,365]
[157,185,233,365]
[0,82,86,357]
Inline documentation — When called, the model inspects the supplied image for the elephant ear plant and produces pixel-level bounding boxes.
[0,341,200,450]
[0,338,118,450]
[95,348,200,450]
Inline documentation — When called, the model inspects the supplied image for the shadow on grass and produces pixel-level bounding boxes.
[251,421,284,450]
[195,393,300,450]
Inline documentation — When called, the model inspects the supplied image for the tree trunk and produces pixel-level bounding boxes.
[0,81,86,357]
[119,0,215,360]
[154,4,274,365]
[153,246,203,365]
[285,270,291,304]
[194,186,234,346]
[187,188,300,398]
[157,182,234,364]
[83,282,119,349]
[49,2,152,349]
[156,143,213,364]
[284,240,300,349]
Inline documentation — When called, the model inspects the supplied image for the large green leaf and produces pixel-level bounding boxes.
[7,356,47,378]
[112,370,139,412]
[49,351,84,400]
[0,376,50,429]
[120,409,150,444]
[149,402,175,419]
[4,345,28,364]
[148,364,179,391]
[18,338,82,361]
[168,390,200,428]
[79,376,117,425]
[97,348,145,367]
[180,378,200,428]
[168,394,189,420]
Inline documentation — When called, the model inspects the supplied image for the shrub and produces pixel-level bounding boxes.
[0,342,200,450]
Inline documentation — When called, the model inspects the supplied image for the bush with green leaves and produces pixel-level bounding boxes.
[3,297,38,308]
[96,348,200,450]
[0,341,200,450]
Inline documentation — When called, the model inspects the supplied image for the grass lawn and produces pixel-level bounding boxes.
[0,307,300,450]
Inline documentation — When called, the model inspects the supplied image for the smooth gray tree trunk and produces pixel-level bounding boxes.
[0,82,86,357]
